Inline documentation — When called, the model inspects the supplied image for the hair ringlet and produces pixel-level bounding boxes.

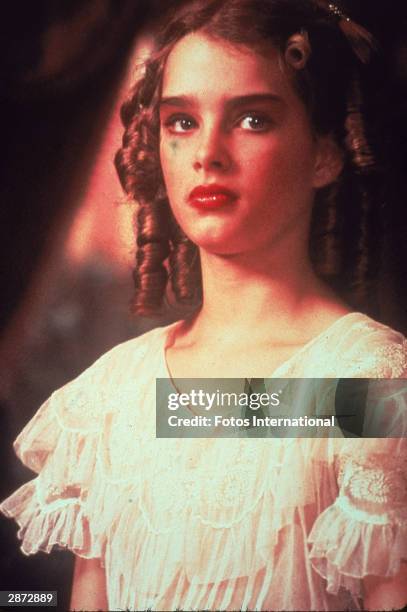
[284,30,311,70]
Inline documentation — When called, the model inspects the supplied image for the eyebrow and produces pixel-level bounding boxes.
[159,93,285,111]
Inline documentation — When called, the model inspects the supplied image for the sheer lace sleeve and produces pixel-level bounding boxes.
[308,436,407,600]
[0,368,107,558]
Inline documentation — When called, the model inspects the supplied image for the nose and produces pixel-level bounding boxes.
[193,124,232,172]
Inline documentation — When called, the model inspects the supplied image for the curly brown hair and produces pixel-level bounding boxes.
[115,0,380,317]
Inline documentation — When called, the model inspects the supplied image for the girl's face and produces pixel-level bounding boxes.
[159,32,340,256]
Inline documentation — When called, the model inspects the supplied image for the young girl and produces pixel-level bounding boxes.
[2,1,407,610]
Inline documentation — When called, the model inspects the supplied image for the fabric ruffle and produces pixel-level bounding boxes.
[308,496,407,599]
[1,480,99,557]
[0,366,109,559]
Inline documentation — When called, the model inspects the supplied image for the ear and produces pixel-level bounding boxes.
[312,135,344,189]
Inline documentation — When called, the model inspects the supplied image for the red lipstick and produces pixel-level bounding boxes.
[188,184,238,209]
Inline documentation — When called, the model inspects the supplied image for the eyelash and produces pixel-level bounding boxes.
[162,112,273,134]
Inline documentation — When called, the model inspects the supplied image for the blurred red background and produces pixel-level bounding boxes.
[0,1,406,609]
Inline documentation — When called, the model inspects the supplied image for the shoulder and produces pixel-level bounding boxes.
[322,313,407,378]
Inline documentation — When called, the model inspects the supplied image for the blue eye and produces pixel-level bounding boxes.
[164,115,197,133]
[238,113,272,131]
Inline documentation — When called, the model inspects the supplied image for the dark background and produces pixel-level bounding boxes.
[0,1,406,610]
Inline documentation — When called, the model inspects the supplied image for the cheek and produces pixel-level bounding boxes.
[247,134,316,194]
[240,144,295,196]
[159,139,195,226]
[160,139,187,194]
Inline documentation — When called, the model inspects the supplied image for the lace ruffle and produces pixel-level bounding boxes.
[308,497,407,599]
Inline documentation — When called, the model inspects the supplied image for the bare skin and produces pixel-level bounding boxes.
[70,557,107,611]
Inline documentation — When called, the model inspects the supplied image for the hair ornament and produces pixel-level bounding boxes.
[285,30,311,70]
[327,3,345,20]
[324,2,376,64]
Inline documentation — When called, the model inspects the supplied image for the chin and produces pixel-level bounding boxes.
[192,237,245,256]
[185,220,262,255]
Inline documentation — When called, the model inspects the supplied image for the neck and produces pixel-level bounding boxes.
[188,241,348,344]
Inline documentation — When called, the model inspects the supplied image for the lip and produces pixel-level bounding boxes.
[188,184,239,208]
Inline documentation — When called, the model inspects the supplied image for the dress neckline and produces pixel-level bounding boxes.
[159,311,371,380]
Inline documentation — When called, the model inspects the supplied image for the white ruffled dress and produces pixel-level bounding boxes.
[1,312,407,611]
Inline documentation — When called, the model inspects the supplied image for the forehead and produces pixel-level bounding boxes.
[161,31,294,100]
